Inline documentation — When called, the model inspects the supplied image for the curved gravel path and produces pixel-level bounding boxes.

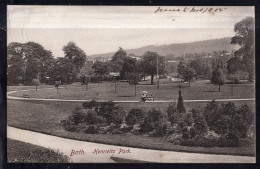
[7,89,255,103]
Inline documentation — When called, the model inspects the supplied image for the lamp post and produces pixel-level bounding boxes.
[177,81,183,93]
[231,76,234,96]
[156,43,159,89]
[114,72,120,93]
[115,76,117,93]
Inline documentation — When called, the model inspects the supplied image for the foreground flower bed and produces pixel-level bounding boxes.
[61,95,255,149]
[7,99,255,156]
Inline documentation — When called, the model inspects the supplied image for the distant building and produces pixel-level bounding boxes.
[130,56,141,61]
[93,57,109,63]
[87,57,110,64]
[109,72,120,76]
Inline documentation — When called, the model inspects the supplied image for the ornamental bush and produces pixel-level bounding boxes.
[140,108,165,133]
[203,101,254,138]
[191,108,208,136]
[166,102,178,125]
[125,108,146,127]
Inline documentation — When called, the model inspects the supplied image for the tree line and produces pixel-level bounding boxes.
[8,17,254,89]
[8,41,87,85]
[90,48,166,85]
[176,17,254,91]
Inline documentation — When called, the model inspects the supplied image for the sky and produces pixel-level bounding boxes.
[7,6,254,57]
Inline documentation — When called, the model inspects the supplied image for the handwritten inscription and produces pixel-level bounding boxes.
[70,149,85,156]
[154,7,227,15]
[92,148,131,155]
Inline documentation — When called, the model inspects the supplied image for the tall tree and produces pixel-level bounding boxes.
[7,42,55,85]
[177,61,186,77]
[79,62,94,77]
[178,61,195,86]
[7,42,25,84]
[190,58,211,79]
[24,42,54,82]
[120,57,137,78]
[210,68,225,92]
[63,42,87,74]
[183,67,196,86]
[227,56,243,75]
[54,57,75,83]
[110,47,127,73]
[127,73,141,96]
[231,17,255,82]
[142,51,165,85]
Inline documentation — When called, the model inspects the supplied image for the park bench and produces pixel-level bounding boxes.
[144,96,154,102]
[23,94,30,98]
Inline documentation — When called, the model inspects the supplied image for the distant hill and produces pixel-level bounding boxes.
[89,37,239,59]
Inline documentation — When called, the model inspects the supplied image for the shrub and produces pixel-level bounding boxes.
[98,101,117,117]
[237,104,254,137]
[85,125,99,134]
[61,107,87,132]
[140,108,165,133]
[125,108,146,127]
[166,102,177,125]
[82,100,98,109]
[218,133,240,147]
[109,106,127,125]
[61,117,78,132]
[191,108,208,136]
[82,101,125,126]
[177,90,186,113]
[204,101,254,139]
[85,110,106,125]
[203,100,219,128]
[140,117,154,133]
[71,107,86,125]
[155,123,168,137]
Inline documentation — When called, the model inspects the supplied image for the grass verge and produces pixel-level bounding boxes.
[7,139,70,163]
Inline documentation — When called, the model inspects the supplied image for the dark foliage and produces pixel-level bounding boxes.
[125,108,146,127]
[177,90,186,114]
[203,100,254,138]
[140,108,165,133]
[166,102,178,125]
[191,108,208,136]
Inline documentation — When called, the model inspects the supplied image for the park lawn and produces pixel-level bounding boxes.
[7,100,255,156]
[7,139,70,163]
[8,80,255,101]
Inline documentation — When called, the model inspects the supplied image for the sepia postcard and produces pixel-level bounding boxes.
[6,5,255,163]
